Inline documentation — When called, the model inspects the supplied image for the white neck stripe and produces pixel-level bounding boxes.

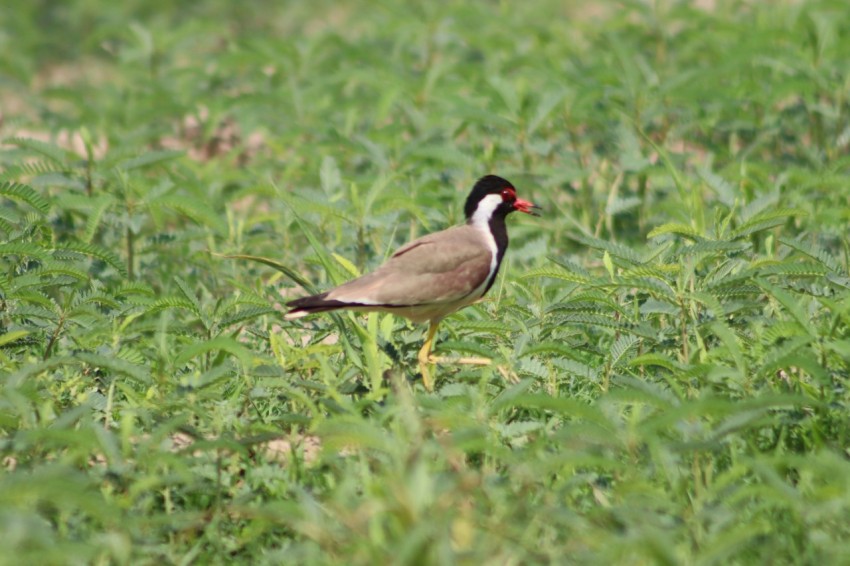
[469,194,501,293]
[469,194,503,229]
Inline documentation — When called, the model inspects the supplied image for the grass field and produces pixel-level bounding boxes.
[3,0,850,563]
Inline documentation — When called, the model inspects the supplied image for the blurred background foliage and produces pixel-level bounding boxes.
[2,0,850,563]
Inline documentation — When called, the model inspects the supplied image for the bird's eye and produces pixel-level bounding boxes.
[501,188,516,200]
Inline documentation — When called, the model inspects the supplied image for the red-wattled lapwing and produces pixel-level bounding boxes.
[285,175,539,390]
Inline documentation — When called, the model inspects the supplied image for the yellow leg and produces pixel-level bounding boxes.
[417,320,440,391]
[417,320,494,391]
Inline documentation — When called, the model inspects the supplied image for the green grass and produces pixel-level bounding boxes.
[2,0,850,563]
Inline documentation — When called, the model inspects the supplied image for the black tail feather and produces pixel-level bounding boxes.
[285,292,359,319]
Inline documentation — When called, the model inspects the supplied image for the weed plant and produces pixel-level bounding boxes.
[2,0,850,563]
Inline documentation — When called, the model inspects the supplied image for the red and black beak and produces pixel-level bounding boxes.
[514,197,541,216]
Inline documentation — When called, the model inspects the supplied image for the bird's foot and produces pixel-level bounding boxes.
[428,355,492,366]
[438,358,519,384]
[418,361,435,392]
[417,355,495,392]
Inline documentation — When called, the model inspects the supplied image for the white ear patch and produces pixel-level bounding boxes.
[469,193,504,229]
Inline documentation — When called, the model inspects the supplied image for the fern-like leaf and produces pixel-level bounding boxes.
[218,253,315,292]
[754,262,830,278]
[0,242,52,261]
[4,137,69,164]
[0,215,14,235]
[76,352,150,384]
[174,336,252,367]
[53,240,127,277]
[0,182,51,214]
[0,330,30,348]
[620,276,678,303]
[779,236,843,274]
[453,320,516,335]
[628,353,681,372]
[144,297,199,316]
[763,321,808,344]
[551,358,599,381]
[553,312,625,330]
[622,264,681,279]
[219,306,278,327]
[153,195,227,234]
[437,340,494,359]
[557,292,626,313]
[647,222,705,242]
[277,190,355,225]
[115,281,156,297]
[174,276,203,317]
[116,347,147,366]
[520,341,582,359]
[83,195,116,244]
[118,149,184,171]
[9,304,60,322]
[569,233,644,264]
[71,290,122,310]
[609,335,640,369]
[755,279,813,337]
[730,209,804,240]
[27,262,91,282]
[520,266,598,286]
[0,160,67,181]
[679,241,751,259]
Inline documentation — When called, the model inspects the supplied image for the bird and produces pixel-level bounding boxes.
[284,175,539,391]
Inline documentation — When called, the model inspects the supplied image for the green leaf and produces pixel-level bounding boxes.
[520,341,584,360]
[677,240,750,258]
[620,276,678,303]
[628,353,680,371]
[118,149,184,171]
[755,279,814,336]
[569,233,644,265]
[83,195,116,244]
[730,209,804,240]
[319,155,342,193]
[284,203,348,286]
[219,306,278,327]
[708,321,746,375]
[0,181,51,214]
[609,335,639,369]
[0,242,51,261]
[4,137,69,164]
[552,358,599,381]
[154,195,226,233]
[54,240,127,277]
[520,266,597,285]
[502,394,611,426]
[145,296,198,316]
[173,276,202,317]
[332,252,360,278]
[76,352,150,384]
[174,336,252,368]
[27,261,91,282]
[554,312,625,331]
[780,236,843,273]
[217,253,316,293]
[437,340,494,360]
[527,89,568,136]
[647,222,704,241]
[603,250,615,279]
[0,330,29,347]
[0,160,66,182]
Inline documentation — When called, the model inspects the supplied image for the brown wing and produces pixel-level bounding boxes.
[325,225,493,306]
